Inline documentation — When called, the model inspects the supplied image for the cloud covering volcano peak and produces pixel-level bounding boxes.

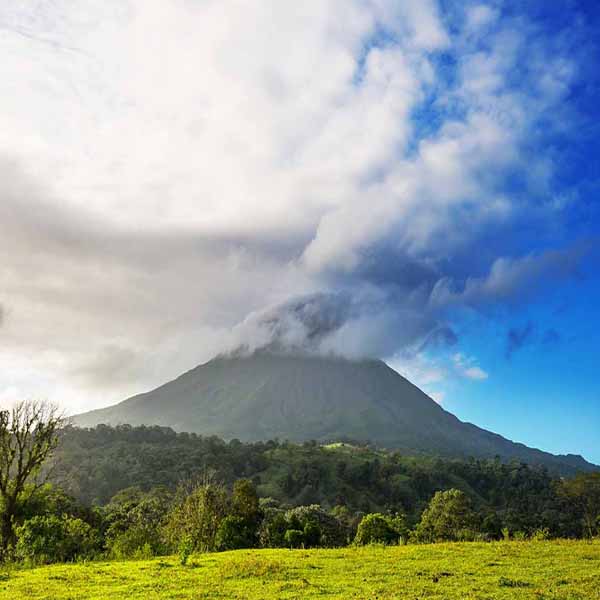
[0,1,596,416]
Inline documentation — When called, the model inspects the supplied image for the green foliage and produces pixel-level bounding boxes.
[216,516,257,551]
[50,425,592,542]
[258,510,288,548]
[163,481,228,553]
[530,527,551,541]
[354,513,407,545]
[284,505,347,547]
[412,489,476,543]
[0,401,63,555]
[559,472,600,538]
[104,487,171,558]
[15,515,98,564]
[178,535,193,566]
[283,529,304,548]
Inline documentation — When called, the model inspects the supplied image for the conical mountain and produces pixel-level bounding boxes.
[73,351,596,475]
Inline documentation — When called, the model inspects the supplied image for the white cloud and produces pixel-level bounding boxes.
[452,353,489,381]
[0,1,583,413]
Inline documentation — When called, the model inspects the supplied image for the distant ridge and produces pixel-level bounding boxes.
[73,351,597,476]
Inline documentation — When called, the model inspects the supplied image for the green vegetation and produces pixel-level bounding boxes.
[0,541,599,599]
[48,425,600,543]
[0,406,599,598]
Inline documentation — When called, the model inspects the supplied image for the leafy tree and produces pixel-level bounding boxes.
[413,489,476,542]
[231,479,260,522]
[559,473,600,538]
[216,515,256,550]
[0,401,63,555]
[163,480,228,553]
[104,487,172,558]
[258,509,288,548]
[284,528,304,548]
[354,513,407,545]
[227,479,262,548]
[15,514,98,564]
[285,505,347,547]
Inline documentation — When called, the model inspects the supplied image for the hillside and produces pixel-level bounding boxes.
[73,352,596,475]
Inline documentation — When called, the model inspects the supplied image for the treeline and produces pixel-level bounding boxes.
[1,414,599,565]
[49,425,598,539]
[9,473,600,566]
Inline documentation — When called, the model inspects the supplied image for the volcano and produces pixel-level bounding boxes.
[73,351,596,475]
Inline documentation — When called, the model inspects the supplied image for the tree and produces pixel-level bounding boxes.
[559,473,600,538]
[0,401,63,555]
[216,515,255,551]
[231,479,260,523]
[413,489,476,542]
[163,479,229,553]
[15,514,98,564]
[285,505,347,547]
[354,513,407,545]
[104,487,172,558]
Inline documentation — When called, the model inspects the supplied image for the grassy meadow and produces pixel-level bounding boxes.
[0,540,598,600]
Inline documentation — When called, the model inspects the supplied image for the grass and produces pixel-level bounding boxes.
[0,540,599,599]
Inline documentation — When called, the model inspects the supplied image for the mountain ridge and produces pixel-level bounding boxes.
[72,351,597,475]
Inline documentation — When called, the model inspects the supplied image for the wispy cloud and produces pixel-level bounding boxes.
[452,354,489,381]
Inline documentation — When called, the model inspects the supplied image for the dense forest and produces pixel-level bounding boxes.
[48,425,598,539]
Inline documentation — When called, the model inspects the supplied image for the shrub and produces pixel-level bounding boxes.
[163,481,228,553]
[216,515,257,551]
[284,505,347,547]
[178,535,193,565]
[284,529,304,548]
[412,489,476,543]
[104,489,171,558]
[354,513,406,545]
[15,515,98,564]
[530,528,551,541]
[258,510,288,548]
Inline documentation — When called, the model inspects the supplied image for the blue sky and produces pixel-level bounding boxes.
[416,1,600,462]
[0,1,598,462]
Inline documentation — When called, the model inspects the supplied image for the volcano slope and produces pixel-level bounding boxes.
[73,351,596,475]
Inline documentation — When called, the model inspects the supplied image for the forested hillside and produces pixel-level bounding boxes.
[51,425,593,537]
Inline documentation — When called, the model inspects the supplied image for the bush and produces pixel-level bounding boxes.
[284,505,347,547]
[412,489,476,543]
[15,515,98,564]
[104,489,171,558]
[530,528,551,541]
[216,515,257,551]
[258,510,288,548]
[163,481,228,553]
[284,529,304,548]
[354,513,407,545]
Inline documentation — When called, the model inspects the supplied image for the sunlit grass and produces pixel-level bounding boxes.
[1,540,599,599]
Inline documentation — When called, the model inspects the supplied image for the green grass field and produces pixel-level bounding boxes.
[1,540,598,599]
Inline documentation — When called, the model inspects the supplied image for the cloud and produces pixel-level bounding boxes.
[452,353,489,381]
[0,1,592,411]
[431,244,591,310]
[504,323,562,359]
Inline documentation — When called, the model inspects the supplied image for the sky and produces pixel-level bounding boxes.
[0,1,599,462]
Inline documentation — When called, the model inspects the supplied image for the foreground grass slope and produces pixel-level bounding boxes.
[1,541,599,599]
